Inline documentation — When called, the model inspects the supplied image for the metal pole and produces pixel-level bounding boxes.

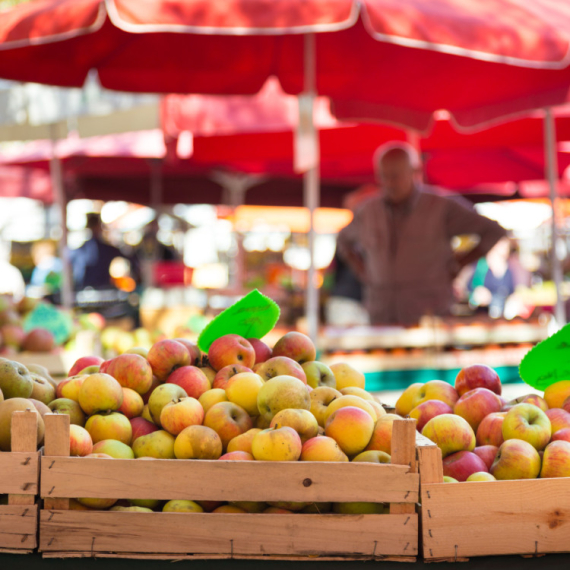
[303,33,320,343]
[49,125,74,310]
[544,107,566,326]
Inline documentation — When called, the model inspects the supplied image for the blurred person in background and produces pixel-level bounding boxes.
[70,213,124,291]
[337,142,506,326]
[29,240,62,296]
[0,241,25,302]
[469,237,531,319]
[135,219,179,288]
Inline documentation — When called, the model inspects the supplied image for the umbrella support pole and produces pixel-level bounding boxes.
[49,125,73,310]
[544,107,566,326]
[302,33,320,344]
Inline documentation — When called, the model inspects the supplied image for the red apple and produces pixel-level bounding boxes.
[219,451,254,461]
[147,340,190,381]
[22,329,55,352]
[455,364,501,397]
[551,428,570,443]
[212,364,253,390]
[173,338,202,366]
[208,335,255,371]
[272,332,316,365]
[69,425,93,457]
[454,388,503,431]
[476,412,506,447]
[247,338,273,365]
[1,324,25,349]
[118,388,144,419]
[130,417,159,443]
[160,397,205,436]
[473,445,499,470]
[540,440,570,478]
[68,356,104,378]
[504,393,549,413]
[442,450,489,482]
[255,356,308,385]
[167,366,210,399]
[408,400,453,432]
[545,408,570,435]
[103,353,153,395]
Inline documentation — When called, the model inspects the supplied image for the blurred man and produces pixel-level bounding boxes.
[337,142,506,325]
[69,213,123,290]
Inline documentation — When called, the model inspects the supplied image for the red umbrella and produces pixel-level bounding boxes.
[0,0,570,130]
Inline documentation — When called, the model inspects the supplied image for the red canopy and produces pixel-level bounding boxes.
[2,0,570,130]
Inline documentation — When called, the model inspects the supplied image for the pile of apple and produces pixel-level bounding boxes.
[0,296,56,355]
[4,331,403,515]
[397,365,570,481]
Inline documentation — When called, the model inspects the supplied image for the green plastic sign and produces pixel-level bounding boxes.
[198,289,280,352]
[23,303,73,346]
[520,322,570,390]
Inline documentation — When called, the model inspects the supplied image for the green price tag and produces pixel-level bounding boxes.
[198,290,280,352]
[520,322,570,390]
[23,303,73,346]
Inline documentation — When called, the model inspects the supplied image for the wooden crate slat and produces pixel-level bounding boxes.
[41,552,417,562]
[0,453,39,495]
[40,511,418,557]
[41,457,418,503]
[422,479,570,559]
[0,505,38,550]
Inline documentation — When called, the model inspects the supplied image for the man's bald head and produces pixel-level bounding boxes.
[374,143,422,204]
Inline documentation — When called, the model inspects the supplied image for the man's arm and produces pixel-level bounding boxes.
[445,198,507,271]
[336,213,367,283]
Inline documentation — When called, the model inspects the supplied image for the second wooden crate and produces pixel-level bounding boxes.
[418,439,570,561]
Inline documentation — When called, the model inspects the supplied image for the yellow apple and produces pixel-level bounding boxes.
[269,408,319,443]
[323,395,377,424]
[329,362,365,390]
[174,424,222,459]
[163,500,203,513]
[310,386,342,427]
[198,388,228,413]
[85,412,132,445]
[227,428,262,454]
[251,426,302,461]
[133,430,175,459]
[352,450,391,463]
[466,472,496,482]
[225,372,264,416]
[544,380,570,409]
[325,406,374,456]
[339,387,374,401]
[300,436,348,462]
[396,380,458,417]
[256,375,310,423]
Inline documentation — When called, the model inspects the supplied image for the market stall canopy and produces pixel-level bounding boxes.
[163,84,570,191]
[0,164,52,201]
[2,0,570,131]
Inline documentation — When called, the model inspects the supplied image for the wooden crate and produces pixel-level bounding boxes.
[0,411,40,554]
[418,433,570,561]
[40,414,419,561]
